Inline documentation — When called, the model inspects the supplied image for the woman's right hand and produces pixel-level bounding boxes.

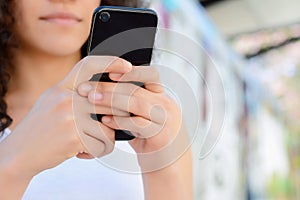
[0,56,132,178]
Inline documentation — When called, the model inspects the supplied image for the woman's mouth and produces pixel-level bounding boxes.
[40,12,82,26]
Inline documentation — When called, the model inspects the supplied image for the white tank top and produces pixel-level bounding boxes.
[0,129,144,200]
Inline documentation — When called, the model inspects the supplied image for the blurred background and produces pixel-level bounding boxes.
[148,0,300,199]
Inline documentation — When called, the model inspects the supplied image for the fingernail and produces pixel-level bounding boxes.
[102,116,111,123]
[89,91,103,101]
[110,73,122,80]
[78,83,92,93]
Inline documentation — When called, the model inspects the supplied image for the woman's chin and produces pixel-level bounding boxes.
[39,43,84,57]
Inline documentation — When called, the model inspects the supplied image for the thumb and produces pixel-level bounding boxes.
[59,55,132,91]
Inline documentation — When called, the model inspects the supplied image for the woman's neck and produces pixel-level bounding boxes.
[5,49,81,130]
[9,49,81,95]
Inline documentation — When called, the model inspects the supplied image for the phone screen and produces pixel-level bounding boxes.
[87,7,158,140]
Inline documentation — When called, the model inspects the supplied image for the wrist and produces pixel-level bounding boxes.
[0,153,34,182]
[142,163,180,183]
[141,150,190,181]
[141,149,193,200]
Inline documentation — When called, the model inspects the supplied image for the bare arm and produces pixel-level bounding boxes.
[0,138,34,200]
[142,149,193,200]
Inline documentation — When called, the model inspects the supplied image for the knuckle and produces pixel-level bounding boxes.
[69,134,82,149]
[133,116,147,130]
[130,95,147,114]
[105,142,115,154]
[149,67,160,81]
[130,84,142,96]
[80,56,92,67]
[95,82,104,93]
[110,57,130,70]
[132,67,142,78]
[58,95,73,110]
[111,56,124,64]
[107,56,122,67]
[153,95,176,117]
[106,146,114,155]
[81,56,101,73]
[48,87,72,108]
[65,114,76,126]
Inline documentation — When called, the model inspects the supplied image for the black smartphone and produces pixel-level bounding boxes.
[87,6,158,140]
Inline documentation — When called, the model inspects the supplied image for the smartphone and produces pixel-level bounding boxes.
[87,6,158,140]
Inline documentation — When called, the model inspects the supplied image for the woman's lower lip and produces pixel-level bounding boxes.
[41,18,80,26]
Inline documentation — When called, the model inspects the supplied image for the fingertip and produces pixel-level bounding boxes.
[88,91,104,102]
[77,82,93,97]
[109,73,123,80]
[102,115,112,124]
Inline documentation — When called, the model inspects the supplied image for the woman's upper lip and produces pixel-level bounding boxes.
[40,12,82,21]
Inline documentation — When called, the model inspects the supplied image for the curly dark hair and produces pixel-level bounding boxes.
[0,0,139,134]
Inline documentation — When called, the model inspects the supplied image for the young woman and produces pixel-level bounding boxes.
[0,0,192,199]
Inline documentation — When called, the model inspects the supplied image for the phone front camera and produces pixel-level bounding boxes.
[99,12,110,23]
